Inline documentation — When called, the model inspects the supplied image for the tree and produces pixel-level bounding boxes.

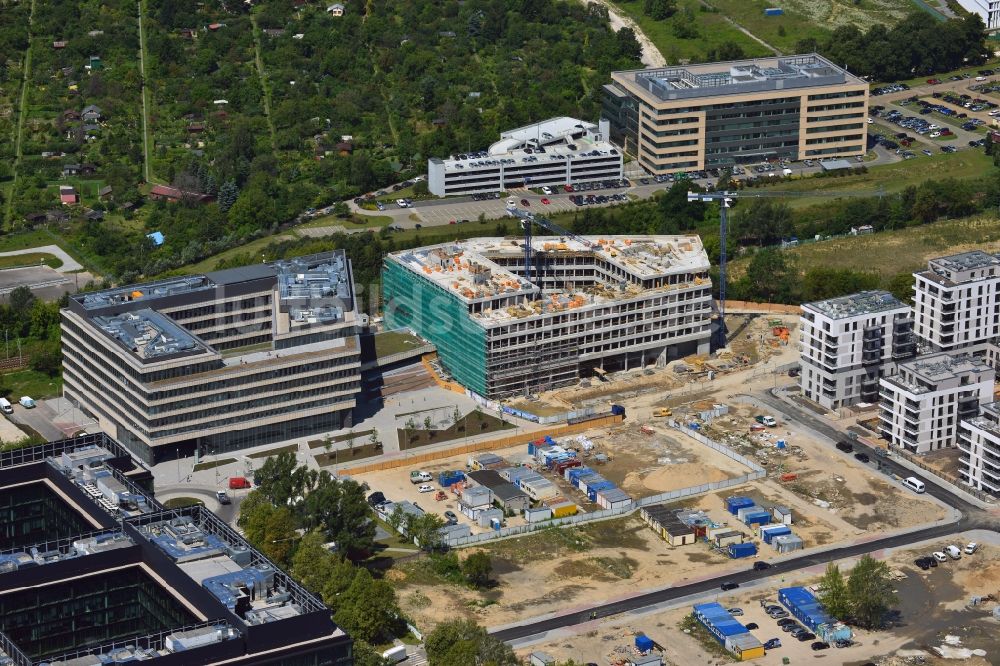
[643,0,677,20]
[240,501,299,567]
[424,415,433,430]
[425,620,518,666]
[217,180,239,212]
[887,271,915,305]
[332,201,350,218]
[290,530,358,602]
[332,567,402,644]
[297,473,376,559]
[407,512,446,551]
[353,641,391,666]
[818,563,851,620]
[462,551,493,588]
[847,554,898,629]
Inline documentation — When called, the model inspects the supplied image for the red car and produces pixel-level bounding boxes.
[927,78,941,85]
[540,198,551,204]
[563,184,574,192]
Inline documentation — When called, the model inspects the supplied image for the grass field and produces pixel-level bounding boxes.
[297,214,393,230]
[1,370,62,400]
[732,215,1000,279]
[753,149,992,209]
[0,253,62,270]
[373,331,429,358]
[610,0,771,63]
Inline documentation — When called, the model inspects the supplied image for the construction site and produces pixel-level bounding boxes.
[381,233,714,399]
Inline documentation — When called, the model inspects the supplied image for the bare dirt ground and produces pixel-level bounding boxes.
[520,536,1000,666]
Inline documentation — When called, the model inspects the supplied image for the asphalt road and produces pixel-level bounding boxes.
[490,387,990,644]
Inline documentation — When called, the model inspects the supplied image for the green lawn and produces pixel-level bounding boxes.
[750,148,992,209]
[609,0,771,63]
[297,213,393,229]
[183,233,298,274]
[373,331,429,358]
[192,457,238,472]
[892,56,1000,87]
[1,370,61,400]
[246,443,299,459]
[163,497,204,508]
[0,252,62,270]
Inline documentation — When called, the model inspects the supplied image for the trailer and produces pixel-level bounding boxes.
[728,542,758,559]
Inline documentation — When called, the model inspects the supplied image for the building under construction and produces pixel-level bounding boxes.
[382,235,712,398]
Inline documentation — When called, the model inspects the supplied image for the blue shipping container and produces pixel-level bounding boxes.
[726,496,755,515]
[764,7,784,15]
[744,510,771,526]
[761,525,792,544]
[438,471,465,487]
[635,635,654,652]
[729,542,758,559]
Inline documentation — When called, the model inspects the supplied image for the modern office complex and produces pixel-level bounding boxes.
[602,54,868,174]
[878,352,995,454]
[954,0,1000,29]
[913,250,1000,354]
[959,401,1000,495]
[0,433,352,665]
[382,234,712,398]
[61,253,363,464]
[799,291,915,410]
[427,117,623,197]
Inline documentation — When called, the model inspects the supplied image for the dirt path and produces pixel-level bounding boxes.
[699,0,781,55]
[585,0,666,68]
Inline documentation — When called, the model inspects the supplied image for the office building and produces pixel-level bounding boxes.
[954,0,1000,29]
[958,401,1000,495]
[427,117,623,197]
[878,352,994,454]
[602,54,868,174]
[799,291,915,410]
[61,253,363,464]
[0,433,352,665]
[913,250,1000,354]
[382,234,712,398]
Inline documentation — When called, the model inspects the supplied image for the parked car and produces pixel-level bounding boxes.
[788,626,807,637]
[367,491,386,508]
[417,484,434,493]
[444,510,458,525]
[777,618,797,627]
[18,396,35,409]
[720,582,739,591]
[836,441,854,453]
[835,639,853,648]
[946,545,962,559]
[216,491,231,505]
[811,641,830,650]
[932,551,948,563]
[727,608,744,616]
[855,452,871,463]
[965,542,980,555]
[520,198,530,206]
[797,632,816,642]
[755,415,778,427]
[745,622,759,631]
[764,638,782,650]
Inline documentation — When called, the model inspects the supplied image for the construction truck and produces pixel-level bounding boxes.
[653,408,672,417]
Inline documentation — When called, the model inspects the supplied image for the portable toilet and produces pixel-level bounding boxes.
[635,634,654,653]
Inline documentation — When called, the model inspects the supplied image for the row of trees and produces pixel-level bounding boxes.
[819,556,898,629]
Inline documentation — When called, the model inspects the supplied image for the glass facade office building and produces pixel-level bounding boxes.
[61,254,363,464]
[602,54,868,174]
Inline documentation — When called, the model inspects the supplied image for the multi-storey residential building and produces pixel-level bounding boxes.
[0,433,352,665]
[602,54,868,175]
[382,234,713,398]
[427,117,623,197]
[799,291,915,410]
[959,401,1000,495]
[61,253,362,464]
[913,250,1000,354]
[878,352,995,454]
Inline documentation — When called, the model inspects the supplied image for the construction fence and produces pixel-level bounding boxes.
[440,418,765,547]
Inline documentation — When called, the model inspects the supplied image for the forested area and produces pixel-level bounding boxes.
[797,12,987,81]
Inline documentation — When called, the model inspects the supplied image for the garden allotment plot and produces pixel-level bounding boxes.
[11,0,143,217]
[144,1,266,184]
[0,3,29,174]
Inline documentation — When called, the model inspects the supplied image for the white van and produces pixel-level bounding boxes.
[381,645,407,663]
[0,398,12,414]
[945,545,962,560]
[902,477,925,493]
[18,396,35,409]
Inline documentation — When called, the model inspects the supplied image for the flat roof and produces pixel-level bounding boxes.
[498,116,598,146]
[899,352,992,382]
[803,290,908,320]
[387,234,709,325]
[613,54,865,102]
[92,308,209,360]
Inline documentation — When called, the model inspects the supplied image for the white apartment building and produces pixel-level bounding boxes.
[427,117,623,197]
[913,250,1000,354]
[958,401,1000,495]
[954,0,1000,29]
[878,352,995,454]
[799,291,915,410]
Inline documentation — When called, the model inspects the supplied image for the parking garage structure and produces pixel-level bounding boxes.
[60,253,363,464]
[427,117,623,197]
[382,234,712,399]
[0,433,352,666]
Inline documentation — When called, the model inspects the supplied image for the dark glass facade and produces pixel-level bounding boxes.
[0,481,94,551]
[0,567,197,660]
[703,96,801,166]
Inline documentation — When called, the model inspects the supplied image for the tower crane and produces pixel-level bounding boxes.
[688,186,886,347]
[505,205,593,283]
